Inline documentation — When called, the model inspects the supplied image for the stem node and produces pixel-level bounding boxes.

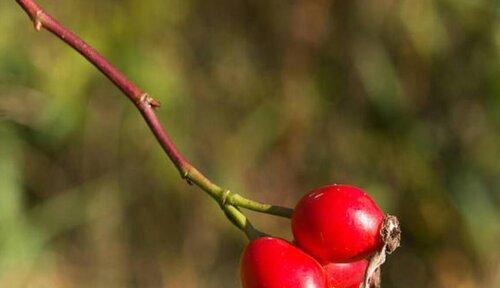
[138,93,161,108]
[220,189,232,207]
[181,168,193,185]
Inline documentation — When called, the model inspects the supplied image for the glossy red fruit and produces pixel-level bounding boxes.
[324,259,368,288]
[240,237,327,288]
[292,184,384,262]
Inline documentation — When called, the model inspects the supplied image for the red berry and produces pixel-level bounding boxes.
[292,184,385,262]
[324,259,368,288]
[240,237,327,288]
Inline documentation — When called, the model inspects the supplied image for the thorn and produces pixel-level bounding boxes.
[34,11,43,31]
[34,20,42,31]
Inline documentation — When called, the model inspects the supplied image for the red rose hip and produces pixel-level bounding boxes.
[292,184,385,262]
[240,237,326,288]
[324,259,368,288]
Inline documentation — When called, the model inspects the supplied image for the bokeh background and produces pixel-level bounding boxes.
[1,0,499,287]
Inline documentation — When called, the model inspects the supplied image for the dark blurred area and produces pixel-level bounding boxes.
[1,0,499,287]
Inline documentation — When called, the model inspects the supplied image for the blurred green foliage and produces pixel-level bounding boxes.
[1,0,499,287]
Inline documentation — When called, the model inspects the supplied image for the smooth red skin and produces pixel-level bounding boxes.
[292,185,384,262]
[240,237,327,288]
[324,259,368,288]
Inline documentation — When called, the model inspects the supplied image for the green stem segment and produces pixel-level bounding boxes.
[183,166,293,218]
[230,194,294,218]
[15,0,293,239]
[222,205,265,240]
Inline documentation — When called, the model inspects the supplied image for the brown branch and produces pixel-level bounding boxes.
[15,0,191,172]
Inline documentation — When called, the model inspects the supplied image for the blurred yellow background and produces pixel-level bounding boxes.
[1,0,499,287]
